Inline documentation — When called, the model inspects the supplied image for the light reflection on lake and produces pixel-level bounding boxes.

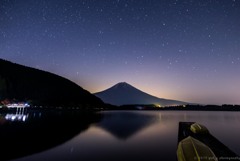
[12,111,240,161]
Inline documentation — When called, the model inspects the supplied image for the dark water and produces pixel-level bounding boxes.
[1,110,240,161]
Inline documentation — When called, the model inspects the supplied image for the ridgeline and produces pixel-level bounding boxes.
[0,59,104,108]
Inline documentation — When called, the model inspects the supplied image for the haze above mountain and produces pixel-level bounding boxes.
[94,82,188,106]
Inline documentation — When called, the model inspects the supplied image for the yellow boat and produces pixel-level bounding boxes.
[190,123,209,134]
[177,136,218,161]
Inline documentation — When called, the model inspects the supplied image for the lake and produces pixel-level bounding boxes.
[1,110,240,161]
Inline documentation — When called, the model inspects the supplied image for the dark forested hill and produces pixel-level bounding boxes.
[0,59,103,107]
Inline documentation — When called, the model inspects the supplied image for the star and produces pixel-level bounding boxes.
[0,0,239,105]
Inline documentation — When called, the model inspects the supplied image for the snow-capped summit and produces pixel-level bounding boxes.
[110,82,140,91]
[112,82,130,89]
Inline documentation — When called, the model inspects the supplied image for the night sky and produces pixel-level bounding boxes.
[0,0,240,105]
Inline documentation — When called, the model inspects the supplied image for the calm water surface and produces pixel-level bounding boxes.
[5,111,240,161]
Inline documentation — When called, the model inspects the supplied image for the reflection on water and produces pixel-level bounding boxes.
[5,113,28,121]
[0,110,102,161]
[96,111,159,140]
[5,107,28,122]
[5,111,240,161]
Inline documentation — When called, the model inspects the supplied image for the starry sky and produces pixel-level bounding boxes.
[0,0,240,105]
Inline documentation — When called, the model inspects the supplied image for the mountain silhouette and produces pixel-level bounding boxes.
[0,111,102,161]
[95,111,158,140]
[0,59,103,107]
[94,82,188,106]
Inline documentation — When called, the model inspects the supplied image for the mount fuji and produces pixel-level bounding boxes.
[94,82,188,106]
